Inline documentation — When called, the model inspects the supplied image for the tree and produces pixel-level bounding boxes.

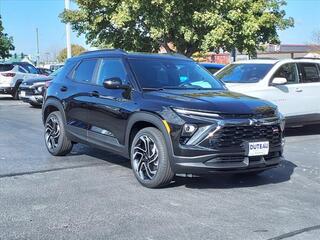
[57,44,86,62]
[0,16,14,59]
[61,0,293,57]
[311,30,320,44]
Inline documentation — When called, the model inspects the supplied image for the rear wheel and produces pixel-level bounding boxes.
[44,111,73,156]
[11,90,19,100]
[130,127,174,188]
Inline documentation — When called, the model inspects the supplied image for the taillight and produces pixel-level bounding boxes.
[1,72,16,77]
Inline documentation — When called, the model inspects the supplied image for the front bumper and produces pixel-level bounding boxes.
[19,88,43,105]
[169,115,285,174]
[172,147,283,174]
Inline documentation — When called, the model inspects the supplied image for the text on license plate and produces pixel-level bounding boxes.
[248,141,269,156]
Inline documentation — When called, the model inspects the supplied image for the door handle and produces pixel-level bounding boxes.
[295,88,303,92]
[60,86,68,92]
[90,91,100,97]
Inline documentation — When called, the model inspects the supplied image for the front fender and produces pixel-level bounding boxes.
[125,111,175,162]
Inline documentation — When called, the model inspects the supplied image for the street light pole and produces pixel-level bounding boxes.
[64,0,72,59]
[36,28,40,66]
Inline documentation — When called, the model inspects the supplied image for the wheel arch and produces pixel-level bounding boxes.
[42,97,66,125]
[125,112,174,160]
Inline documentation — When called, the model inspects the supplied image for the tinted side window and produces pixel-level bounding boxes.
[273,63,299,84]
[96,59,127,86]
[18,66,27,73]
[207,67,220,74]
[74,59,97,83]
[299,63,320,83]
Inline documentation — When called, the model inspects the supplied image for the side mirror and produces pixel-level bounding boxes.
[103,77,129,90]
[272,77,287,85]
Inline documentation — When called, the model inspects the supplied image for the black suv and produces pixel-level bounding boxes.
[42,49,285,188]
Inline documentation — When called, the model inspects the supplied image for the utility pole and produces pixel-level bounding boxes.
[36,28,40,66]
[65,0,72,59]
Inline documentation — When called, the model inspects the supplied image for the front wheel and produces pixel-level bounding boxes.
[44,111,73,156]
[130,127,174,188]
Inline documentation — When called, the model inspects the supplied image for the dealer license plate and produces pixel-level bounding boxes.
[248,141,269,156]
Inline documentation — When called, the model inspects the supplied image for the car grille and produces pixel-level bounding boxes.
[20,88,37,95]
[209,124,282,150]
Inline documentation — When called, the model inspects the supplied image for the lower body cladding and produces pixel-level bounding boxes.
[170,117,285,174]
[19,89,43,106]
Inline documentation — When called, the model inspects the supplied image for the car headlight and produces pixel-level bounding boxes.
[181,124,197,137]
[37,86,43,92]
[173,108,221,118]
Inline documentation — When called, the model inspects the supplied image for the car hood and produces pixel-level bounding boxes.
[144,89,277,115]
[225,82,261,91]
[22,76,53,85]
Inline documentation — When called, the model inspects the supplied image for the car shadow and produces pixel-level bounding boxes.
[71,144,296,189]
[70,144,131,169]
[169,160,297,189]
[285,124,320,137]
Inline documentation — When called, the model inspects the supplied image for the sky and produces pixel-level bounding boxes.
[0,0,319,61]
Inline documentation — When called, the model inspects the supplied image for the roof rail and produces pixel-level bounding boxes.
[293,57,320,60]
[79,49,127,56]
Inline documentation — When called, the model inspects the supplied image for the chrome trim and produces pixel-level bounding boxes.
[173,108,220,118]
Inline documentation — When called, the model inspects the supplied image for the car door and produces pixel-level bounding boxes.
[85,57,136,151]
[297,62,320,116]
[63,58,99,142]
[266,63,306,117]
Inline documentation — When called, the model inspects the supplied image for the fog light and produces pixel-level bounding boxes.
[181,124,197,137]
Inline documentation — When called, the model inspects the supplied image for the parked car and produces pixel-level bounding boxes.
[19,68,62,107]
[200,62,225,74]
[12,62,39,74]
[49,64,64,71]
[42,49,285,188]
[37,67,53,76]
[215,58,320,127]
[0,63,42,99]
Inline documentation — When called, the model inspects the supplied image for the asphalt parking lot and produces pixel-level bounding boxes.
[0,95,319,240]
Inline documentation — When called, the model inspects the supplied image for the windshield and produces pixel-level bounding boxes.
[215,63,273,83]
[25,65,39,74]
[129,58,225,90]
[49,67,62,77]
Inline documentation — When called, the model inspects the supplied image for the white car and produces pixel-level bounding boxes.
[215,58,320,127]
[0,63,43,99]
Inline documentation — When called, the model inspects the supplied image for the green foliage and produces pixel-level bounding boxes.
[57,44,86,62]
[0,16,15,59]
[61,0,293,57]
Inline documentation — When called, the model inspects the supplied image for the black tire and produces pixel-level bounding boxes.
[11,89,19,100]
[44,111,73,156]
[29,102,42,108]
[130,127,174,188]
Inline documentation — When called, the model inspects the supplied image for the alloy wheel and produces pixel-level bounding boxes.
[45,116,61,151]
[132,135,159,180]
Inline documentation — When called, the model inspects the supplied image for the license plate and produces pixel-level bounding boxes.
[248,141,269,156]
[20,91,26,97]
